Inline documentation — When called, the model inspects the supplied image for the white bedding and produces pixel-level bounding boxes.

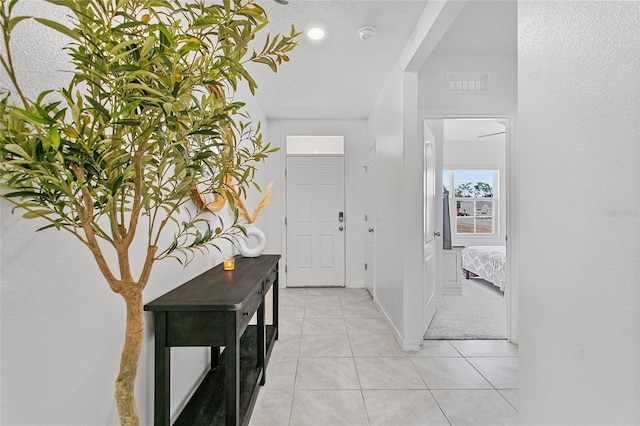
[461,245,507,292]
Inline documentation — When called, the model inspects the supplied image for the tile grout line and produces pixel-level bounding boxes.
[426,388,454,426]
[341,296,373,426]
[286,288,306,426]
[455,346,520,414]
[497,389,519,413]
[408,347,453,426]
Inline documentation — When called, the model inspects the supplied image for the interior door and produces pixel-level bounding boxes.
[364,146,375,297]
[286,156,345,287]
[423,126,438,334]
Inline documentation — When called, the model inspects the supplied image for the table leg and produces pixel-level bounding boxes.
[258,297,266,385]
[225,326,240,426]
[273,275,279,340]
[210,346,219,369]
[153,312,170,426]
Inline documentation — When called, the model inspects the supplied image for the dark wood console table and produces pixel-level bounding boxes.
[145,254,280,426]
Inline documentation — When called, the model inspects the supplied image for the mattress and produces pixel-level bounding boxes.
[461,245,507,292]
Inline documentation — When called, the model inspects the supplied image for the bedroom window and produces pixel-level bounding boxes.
[443,169,498,235]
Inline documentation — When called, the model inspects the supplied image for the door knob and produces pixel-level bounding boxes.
[434,231,441,237]
[339,226,344,231]
[368,228,374,233]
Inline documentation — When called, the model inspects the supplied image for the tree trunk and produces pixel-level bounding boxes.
[115,288,144,426]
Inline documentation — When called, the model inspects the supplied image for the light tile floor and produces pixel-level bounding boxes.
[250,287,518,426]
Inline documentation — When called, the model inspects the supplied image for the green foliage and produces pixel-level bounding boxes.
[0,0,298,269]
[454,182,493,198]
[454,182,473,198]
[473,182,493,198]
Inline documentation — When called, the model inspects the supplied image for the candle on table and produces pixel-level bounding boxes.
[223,257,235,271]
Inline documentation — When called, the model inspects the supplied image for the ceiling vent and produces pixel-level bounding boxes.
[447,72,489,93]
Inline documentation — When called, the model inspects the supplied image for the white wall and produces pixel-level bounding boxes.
[367,71,407,338]
[0,2,270,424]
[443,138,506,246]
[263,120,367,289]
[518,1,640,424]
[367,0,466,349]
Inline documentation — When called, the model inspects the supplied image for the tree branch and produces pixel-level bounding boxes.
[71,164,118,289]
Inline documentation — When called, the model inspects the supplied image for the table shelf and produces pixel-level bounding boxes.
[174,325,275,426]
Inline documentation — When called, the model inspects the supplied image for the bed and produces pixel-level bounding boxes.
[461,245,507,292]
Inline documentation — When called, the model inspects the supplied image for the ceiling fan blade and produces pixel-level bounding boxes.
[477,131,506,138]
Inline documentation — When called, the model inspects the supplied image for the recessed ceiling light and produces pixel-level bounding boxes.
[306,27,326,41]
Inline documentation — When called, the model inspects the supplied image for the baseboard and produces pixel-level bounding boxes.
[372,297,407,349]
[442,286,463,296]
[373,298,425,352]
[348,281,365,289]
[401,339,423,351]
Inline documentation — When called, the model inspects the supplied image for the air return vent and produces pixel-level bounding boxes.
[446,72,489,93]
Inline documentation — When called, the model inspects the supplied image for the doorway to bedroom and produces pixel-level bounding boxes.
[424,117,511,340]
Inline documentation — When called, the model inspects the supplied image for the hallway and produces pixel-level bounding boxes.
[250,287,518,425]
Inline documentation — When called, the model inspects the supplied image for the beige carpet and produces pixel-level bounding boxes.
[424,278,506,340]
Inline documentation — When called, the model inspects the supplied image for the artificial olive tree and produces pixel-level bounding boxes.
[0,0,297,423]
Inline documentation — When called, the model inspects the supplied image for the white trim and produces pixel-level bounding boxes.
[505,116,518,344]
[402,339,424,352]
[279,128,353,289]
[422,114,517,344]
[373,297,414,350]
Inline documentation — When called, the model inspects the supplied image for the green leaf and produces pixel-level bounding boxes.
[114,21,143,30]
[110,39,139,54]
[251,56,277,73]
[49,127,61,149]
[33,18,80,41]
[140,35,157,58]
[3,190,41,198]
[188,129,221,136]
[8,16,30,32]
[22,210,52,219]
[86,97,110,121]
[113,119,142,126]
[155,24,175,47]
[36,223,60,232]
[8,0,20,13]
[12,108,55,125]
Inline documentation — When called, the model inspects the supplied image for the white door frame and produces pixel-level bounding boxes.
[424,114,518,344]
[422,135,438,334]
[364,144,376,298]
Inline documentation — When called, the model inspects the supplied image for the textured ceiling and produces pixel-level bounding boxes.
[247,0,428,120]
[247,0,517,120]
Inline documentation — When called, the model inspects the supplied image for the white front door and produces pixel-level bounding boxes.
[286,156,345,287]
[364,146,375,297]
[423,127,438,334]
